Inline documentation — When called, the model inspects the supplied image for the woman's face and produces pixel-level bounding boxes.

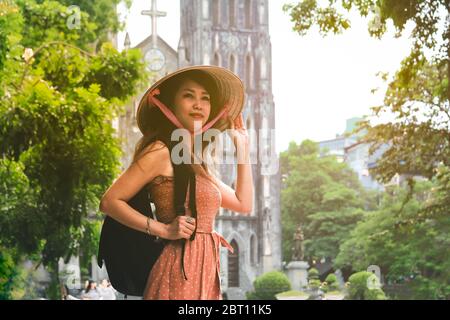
[173,79,211,132]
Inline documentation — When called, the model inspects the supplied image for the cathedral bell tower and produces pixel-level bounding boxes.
[178,0,281,298]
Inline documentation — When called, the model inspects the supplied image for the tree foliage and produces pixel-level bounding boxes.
[0,0,147,298]
[280,140,374,262]
[335,176,450,299]
[283,0,449,197]
[283,0,449,299]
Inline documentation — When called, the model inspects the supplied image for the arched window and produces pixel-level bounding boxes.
[228,239,240,287]
[230,182,237,216]
[229,54,237,73]
[264,175,270,198]
[260,56,267,79]
[250,234,258,265]
[203,53,210,65]
[202,0,210,19]
[185,47,191,62]
[212,0,220,27]
[229,0,236,27]
[245,0,252,29]
[213,52,221,66]
[258,0,266,25]
[245,54,254,90]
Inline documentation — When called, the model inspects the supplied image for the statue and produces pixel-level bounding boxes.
[286,225,309,291]
[292,225,304,261]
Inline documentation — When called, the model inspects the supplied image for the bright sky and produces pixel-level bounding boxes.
[116,1,414,154]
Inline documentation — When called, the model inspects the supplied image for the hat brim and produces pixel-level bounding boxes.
[136,65,245,134]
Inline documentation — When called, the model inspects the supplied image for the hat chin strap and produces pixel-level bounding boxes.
[148,88,229,135]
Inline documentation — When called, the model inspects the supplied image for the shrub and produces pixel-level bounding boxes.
[347,271,387,300]
[308,268,319,280]
[325,273,340,291]
[0,248,17,300]
[245,290,258,300]
[249,271,292,300]
[365,288,387,300]
[308,279,321,290]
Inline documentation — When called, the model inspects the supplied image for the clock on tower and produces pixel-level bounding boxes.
[145,48,165,71]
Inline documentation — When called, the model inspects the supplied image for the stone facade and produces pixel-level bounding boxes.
[178,0,281,298]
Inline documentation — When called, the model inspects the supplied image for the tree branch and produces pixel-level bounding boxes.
[19,41,94,90]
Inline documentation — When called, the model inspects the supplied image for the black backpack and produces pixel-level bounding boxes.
[97,186,166,297]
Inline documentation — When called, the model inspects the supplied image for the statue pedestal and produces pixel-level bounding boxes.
[286,261,309,291]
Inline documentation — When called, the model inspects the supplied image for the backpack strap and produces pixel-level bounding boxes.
[172,160,198,281]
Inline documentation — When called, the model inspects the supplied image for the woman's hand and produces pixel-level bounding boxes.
[220,113,253,214]
[227,113,249,163]
[164,216,196,240]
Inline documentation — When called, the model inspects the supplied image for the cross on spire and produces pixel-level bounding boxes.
[141,0,167,48]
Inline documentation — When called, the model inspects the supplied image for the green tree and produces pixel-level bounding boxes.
[16,0,132,51]
[336,177,450,299]
[0,247,18,300]
[0,1,22,96]
[283,0,449,89]
[283,0,449,214]
[0,1,146,299]
[284,1,450,299]
[281,140,372,262]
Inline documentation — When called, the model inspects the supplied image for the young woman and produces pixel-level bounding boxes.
[99,66,253,300]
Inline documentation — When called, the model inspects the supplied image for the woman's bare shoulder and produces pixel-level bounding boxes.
[135,140,170,173]
[144,140,167,153]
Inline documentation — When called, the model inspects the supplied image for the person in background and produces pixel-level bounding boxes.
[98,279,117,300]
[61,284,79,300]
[80,280,102,300]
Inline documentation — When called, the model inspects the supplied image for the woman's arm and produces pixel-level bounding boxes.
[99,142,170,238]
[216,162,253,215]
[217,114,253,215]
[99,141,196,240]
